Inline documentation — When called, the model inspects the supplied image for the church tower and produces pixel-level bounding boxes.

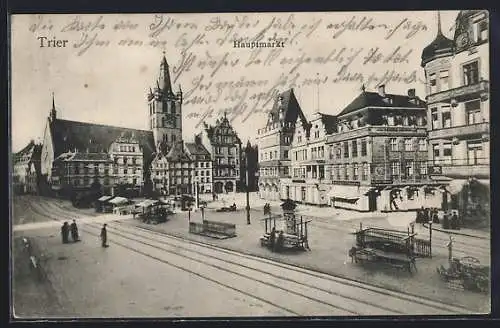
[147,52,183,153]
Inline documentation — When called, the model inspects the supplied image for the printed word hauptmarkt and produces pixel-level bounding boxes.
[233,39,285,49]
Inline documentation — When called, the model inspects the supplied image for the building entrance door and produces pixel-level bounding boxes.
[368,191,377,212]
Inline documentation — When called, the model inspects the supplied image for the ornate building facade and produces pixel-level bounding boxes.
[200,114,242,194]
[421,10,490,221]
[256,89,308,200]
[282,112,336,206]
[325,85,444,212]
[40,95,155,198]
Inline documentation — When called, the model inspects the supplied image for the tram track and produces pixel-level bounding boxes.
[31,198,473,315]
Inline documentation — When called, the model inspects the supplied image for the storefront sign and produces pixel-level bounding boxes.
[332,180,360,186]
[292,179,306,183]
[429,165,443,175]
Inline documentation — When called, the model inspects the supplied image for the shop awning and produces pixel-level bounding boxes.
[98,195,113,202]
[108,197,129,205]
[446,179,469,194]
[328,187,361,201]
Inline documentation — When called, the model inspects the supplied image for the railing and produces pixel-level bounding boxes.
[414,239,431,258]
[426,80,489,104]
[327,125,427,143]
[428,122,489,140]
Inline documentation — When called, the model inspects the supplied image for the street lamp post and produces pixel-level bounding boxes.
[428,220,433,258]
[245,140,251,225]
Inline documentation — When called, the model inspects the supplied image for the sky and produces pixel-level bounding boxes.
[10,11,460,152]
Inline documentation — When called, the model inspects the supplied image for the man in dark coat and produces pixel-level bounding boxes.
[70,219,80,242]
[269,227,276,251]
[100,223,109,247]
[61,222,69,244]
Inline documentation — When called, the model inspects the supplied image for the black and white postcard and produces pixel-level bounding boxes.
[10,10,491,318]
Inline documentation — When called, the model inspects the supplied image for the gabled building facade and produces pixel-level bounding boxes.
[186,135,213,194]
[256,89,308,200]
[282,112,337,206]
[201,114,242,194]
[151,141,195,195]
[12,140,42,194]
[40,95,155,198]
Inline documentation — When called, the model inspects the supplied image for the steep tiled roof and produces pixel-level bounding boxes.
[49,119,155,160]
[15,140,35,156]
[165,141,192,162]
[54,152,112,162]
[318,113,338,134]
[338,91,426,117]
[267,89,308,128]
[185,142,210,159]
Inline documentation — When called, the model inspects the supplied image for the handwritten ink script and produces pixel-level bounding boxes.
[26,13,430,139]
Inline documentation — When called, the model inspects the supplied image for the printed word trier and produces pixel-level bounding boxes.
[37,36,69,48]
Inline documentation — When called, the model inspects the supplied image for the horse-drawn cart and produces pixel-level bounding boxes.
[437,256,489,293]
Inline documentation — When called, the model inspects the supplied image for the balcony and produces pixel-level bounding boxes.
[428,122,489,140]
[326,125,427,143]
[426,80,489,105]
[442,164,490,179]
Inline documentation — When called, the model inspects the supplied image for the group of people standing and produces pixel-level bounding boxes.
[268,227,285,252]
[415,207,440,224]
[61,220,80,244]
[415,207,460,229]
[61,220,109,248]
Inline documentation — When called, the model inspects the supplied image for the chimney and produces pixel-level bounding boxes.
[378,84,386,97]
[407,88,416,98]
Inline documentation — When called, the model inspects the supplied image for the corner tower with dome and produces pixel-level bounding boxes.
[421,11,490,224]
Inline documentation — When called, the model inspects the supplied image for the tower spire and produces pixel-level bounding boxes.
[159,51,172,93]
[50,92,57,121]
[437,11,443,36]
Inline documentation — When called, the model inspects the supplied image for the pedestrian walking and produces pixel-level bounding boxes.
[61,222,69,244]
[100,223,109,248]
[269,227,276,252]
[70,219,80,242]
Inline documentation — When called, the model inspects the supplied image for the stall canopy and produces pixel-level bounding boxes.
[98,195,113,202]
[328,187,360,201]
[137,199,159,208]
[107,197,129,205]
